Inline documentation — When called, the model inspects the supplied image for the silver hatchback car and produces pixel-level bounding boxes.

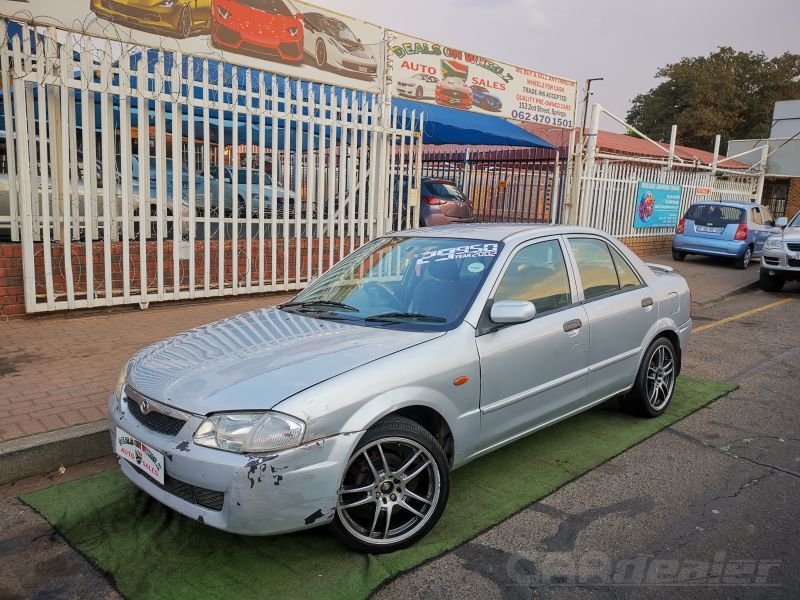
[109,225,692,552]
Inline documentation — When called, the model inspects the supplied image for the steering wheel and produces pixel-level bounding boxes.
[363,281,403,310]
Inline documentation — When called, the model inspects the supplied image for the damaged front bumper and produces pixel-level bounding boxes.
[108,394,363,535]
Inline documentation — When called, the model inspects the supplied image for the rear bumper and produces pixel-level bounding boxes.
[672,234,748,258]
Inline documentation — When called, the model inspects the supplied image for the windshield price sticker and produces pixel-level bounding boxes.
[416,243,498,267]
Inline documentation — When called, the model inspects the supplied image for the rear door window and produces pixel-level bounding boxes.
[568,238,621,300]
[687,204,745,227]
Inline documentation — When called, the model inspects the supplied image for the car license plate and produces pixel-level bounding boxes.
[115,427,165,484]
[695,225,723,234]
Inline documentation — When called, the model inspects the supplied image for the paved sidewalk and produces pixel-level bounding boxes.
[0,294,291,442]
[0,253,759,444]
[647,253,760,305]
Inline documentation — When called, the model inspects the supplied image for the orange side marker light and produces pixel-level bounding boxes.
[453,376,469,386]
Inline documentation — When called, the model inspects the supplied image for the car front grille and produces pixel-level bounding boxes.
[788,258,800,268]
[342,60,377,74]
[126,395,187,437]
[787,242,800,252]
[159,474,225,511]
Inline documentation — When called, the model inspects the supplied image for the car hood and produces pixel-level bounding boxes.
[774,228,800,242]
[127,307,443,415]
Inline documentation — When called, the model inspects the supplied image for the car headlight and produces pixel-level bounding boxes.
[217,5,230,19]
[765,237,783,250]
[287,26,299,37]
[114,364,128,409]
[193,412,305,453]
[158,0,175,7]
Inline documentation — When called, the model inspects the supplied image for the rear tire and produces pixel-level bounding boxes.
[330,416,450,554]
[735,246,752,270]
[672,249,686,261]
[759,271,785,292]
[415,86,423,99]
[621,337,677,418]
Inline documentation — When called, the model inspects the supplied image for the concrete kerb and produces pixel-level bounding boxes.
[0,420,111,485]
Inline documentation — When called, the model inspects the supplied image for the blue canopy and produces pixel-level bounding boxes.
[393,99,553,149]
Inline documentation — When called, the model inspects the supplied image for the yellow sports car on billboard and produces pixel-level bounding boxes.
[90,0,212,39]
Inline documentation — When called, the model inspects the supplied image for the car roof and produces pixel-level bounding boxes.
[392,224,611,243]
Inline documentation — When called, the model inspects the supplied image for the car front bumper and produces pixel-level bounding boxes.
[108,394,363,535]
[91,0,182,34]
[211,18,303,61]
[672,234,749,258]
[761,246,800,281]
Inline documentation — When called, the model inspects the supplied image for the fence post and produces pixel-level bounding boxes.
[666,125,677,171]
[576,102,601,226]
[754,143,769,203]
[710,134,721,178]
[11,35,36,312]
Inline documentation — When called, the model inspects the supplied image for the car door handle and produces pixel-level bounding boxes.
[563,319,583,332]
[641,297,654,308]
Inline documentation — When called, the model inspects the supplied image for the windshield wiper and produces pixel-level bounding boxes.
[364,312,447,323]
[279,300,360,313]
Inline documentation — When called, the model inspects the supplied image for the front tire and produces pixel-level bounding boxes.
[315,39,328,68]
[759,271,785,292]
[622,337,677,418]
[330,416,450,554]
[735,246,753,270]
[177,5,192,39]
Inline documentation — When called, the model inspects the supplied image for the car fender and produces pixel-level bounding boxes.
[272,326,482,468]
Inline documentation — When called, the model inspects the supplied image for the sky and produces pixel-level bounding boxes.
[310,0,800,132]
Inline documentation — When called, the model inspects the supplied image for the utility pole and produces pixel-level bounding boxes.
[579,78,604,149]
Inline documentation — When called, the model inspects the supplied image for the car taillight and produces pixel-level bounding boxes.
[423,196,445,206]
[734,224,748,240]
[676,218,685,234]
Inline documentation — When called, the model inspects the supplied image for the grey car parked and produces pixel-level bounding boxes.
[759,211,800,291]
[109,225,692,552]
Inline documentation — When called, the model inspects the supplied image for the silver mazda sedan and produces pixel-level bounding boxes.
[109,225,691,553]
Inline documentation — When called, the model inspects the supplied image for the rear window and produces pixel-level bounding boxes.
[422,181,464,201]
[685,204,745,227]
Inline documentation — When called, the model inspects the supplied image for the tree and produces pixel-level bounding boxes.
[627,47,800,151]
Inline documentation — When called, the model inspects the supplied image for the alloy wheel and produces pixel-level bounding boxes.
[336,437,441,546]
[178,6,192,38]
[646,345,675,411]
[316,40,327,68]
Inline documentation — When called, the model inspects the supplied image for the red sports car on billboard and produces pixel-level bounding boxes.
[211,0,304,62]
[435,77,473,110]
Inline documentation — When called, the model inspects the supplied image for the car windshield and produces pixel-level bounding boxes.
[283,236,502,330]
[238,0,292,16]
[789,212,800,228]
[444,77,464,85]
[472,85,487,92]
[423,180,465,201]
[323,19,358,42]
[686,204,745,227]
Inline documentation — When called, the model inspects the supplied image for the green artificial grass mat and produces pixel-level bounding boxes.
[22,377,734,600]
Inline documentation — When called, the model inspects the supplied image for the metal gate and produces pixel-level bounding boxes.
[0,22,423,313]
[421,147,566,224]
[570,103,764,236]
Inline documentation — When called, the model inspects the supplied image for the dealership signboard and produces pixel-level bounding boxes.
[633,182,683,229]
[389,31,577,128]
[0,0,577,127]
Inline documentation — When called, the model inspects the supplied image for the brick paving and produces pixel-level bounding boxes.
[0,253,760,444]
[0,293,291,442]
[647,253,760,305]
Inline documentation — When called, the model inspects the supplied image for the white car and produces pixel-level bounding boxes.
[397,74,440,100]
[214,167,297,218]
[302,12,377,78]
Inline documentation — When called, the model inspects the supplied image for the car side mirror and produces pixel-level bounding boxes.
[490,300,536,325]
[776,217,788,228]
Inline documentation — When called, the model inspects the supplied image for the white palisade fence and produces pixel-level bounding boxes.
[0,21,423,313]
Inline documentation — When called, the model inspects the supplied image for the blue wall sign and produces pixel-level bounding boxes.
[633,182,683,229]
